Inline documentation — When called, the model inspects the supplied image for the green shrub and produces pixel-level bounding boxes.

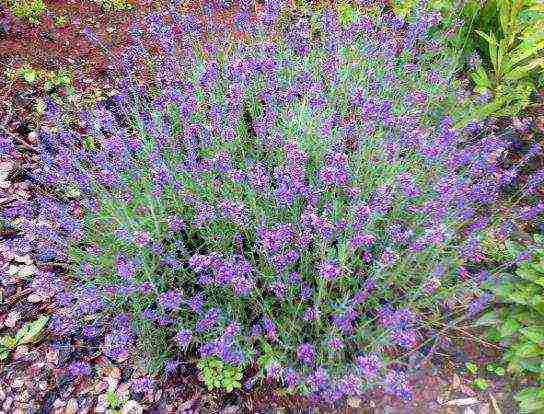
[480,234,544,413]
[470,0,544,118]
[394,0,543,121]
[95,0,135,12]
[5,0,46,23]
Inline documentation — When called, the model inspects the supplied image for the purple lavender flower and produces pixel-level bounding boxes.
[271,281,287,300]
[175,328,193,349]
[103,330,134,361]
[307,367,329,391]
[384,370,412,401]
[468,293,493,317]
[356,354,382,378]
[263,317,277,341]
[297,343,316,365]
[196,308,221,332]
[131,377,156,394]
[68,361,92,377]
[303,306,320,322]
[232,276,255,296]
[285,369,300,388]
[117,257,136,279]
[267,362,283,380]
[318,261,342,280]
[300,283,314,301]
[158,290,183,311]
[350,232,376,249]
[392,329,418,349]
[329,337,344,351]
[186,293,205,313]
[319,152,350,187]
[259,224,294,253]
[467,52,482,70]
[340,373,362,396]
[134,231,151,247]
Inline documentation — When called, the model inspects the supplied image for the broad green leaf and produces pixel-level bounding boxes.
[516,341,542,358]
[474,310,499,326]
[497,39,508,77]
[520,358,543,373]
[498,0,512,35]
[474,377,490,390]
[470,66,492,89]
[500,318,521,337]
[515,387,544,413]
[521,327,544,345]
[527,3,544,13]
[517,265,539,281]
[14,315,49,345]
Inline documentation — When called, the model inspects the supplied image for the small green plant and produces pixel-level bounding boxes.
[474,377,490,391]
[53,15,69,28]
[465,361,491,391]
[480,234,544,413]
[106,385,126,411]
[96,0,134,12]
[337,1,360,27]
[391,0,417,20]
[18,66,41,84]
[43,70,73,93]
[198,358,243,393]
[486,363,506,376]
[5,0,46,23]
[466,361,479,374]
[0,315,49,361]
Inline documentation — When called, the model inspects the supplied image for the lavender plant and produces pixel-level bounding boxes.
[29,1,543,404]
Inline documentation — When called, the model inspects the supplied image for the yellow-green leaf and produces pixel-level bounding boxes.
[504,40,544,73]
[14,315,49,345]
[504,57,544,81]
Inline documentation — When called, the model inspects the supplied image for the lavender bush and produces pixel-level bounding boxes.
[28,2,543,405]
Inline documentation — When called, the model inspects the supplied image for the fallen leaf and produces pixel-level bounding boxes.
[452,373,461,390]
[444,397,479,406]
[480,403,490,414]
[460,382,476,396]
[4,311,20,328]
[27,293,44,303]
[13,254,32,265]
[15,315,49,345]
[490,394,502,414]
[18,265,38,278]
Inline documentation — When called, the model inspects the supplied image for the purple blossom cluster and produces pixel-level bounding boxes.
[26,2,544,406]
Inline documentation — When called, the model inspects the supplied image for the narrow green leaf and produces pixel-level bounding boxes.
[498,0,512,35]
